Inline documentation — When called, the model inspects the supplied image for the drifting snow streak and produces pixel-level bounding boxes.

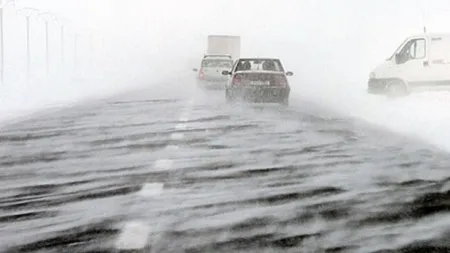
[0,86,449,252]
[294,85,450,153]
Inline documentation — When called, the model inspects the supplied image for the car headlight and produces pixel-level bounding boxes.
[369,72,376,79]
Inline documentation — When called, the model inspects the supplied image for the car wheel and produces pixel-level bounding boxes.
[225,90,234,104]
[280,98,289,107]
[385,80,408,98]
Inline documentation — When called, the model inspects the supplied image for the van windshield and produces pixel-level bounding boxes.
[202,59,233,68]
[387,38,409,60]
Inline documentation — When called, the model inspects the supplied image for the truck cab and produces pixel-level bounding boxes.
[368,33,450,96]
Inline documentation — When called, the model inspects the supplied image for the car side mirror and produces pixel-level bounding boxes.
[286,71,293,76]
[193,68,198,72]
[222,70,231,76]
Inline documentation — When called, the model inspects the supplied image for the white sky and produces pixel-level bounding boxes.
[10,0,450,86]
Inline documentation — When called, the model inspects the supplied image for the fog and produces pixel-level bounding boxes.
[2,0,450,151]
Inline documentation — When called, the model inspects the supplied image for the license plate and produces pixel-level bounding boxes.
[250,80,270,86]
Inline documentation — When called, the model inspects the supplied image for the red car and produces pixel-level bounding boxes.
[222,58,293,106]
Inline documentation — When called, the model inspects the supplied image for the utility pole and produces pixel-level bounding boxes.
[37,12,57,78]
[74,32,78,72]
[0,7,4,86]
[45,20,49,76]
[89,32,93,66]
[26,15,30,79]
[17,8,40,81]
[0,0,15,86]
[61,25,64,65]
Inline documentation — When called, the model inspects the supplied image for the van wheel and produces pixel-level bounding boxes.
[385,80,408,98]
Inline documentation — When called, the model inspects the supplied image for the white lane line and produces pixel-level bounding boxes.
[165,145,179,151]
[138,182,164,197]
[154,159,173,171]
[179,115,189,122]
[179,105,193,121]
[182,104,193,111]
[179,110,191,120]
[171,132,184,141]
[175,123,187,130]
[116,99,195,251]
[116,100,195,250]
[115,221,151,251]
[180,109,191,117]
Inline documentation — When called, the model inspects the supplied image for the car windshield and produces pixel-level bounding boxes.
[235,59,284,72]
[202,59,233,68]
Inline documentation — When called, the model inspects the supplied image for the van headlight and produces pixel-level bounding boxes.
[369,72,376,79]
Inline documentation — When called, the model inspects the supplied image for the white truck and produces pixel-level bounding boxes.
[368,33,450,96]
[193,35,241,89]
[206,35,241,61]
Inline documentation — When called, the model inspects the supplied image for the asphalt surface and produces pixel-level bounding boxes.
[0,77,450,253]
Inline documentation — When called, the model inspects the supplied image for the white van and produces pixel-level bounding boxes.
[368,33,450,96]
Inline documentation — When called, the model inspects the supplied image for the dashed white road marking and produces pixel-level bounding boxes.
[165,145,179,151]
[117,99,195,250]
[179,105,193,121]
[179,115,189,122]
[175,123,187,130]
[180,109,191,116]
[115,221,151,250]
[153,159,173,171]
[171,132,184,140]
[138,182,164,197]
[181,105,192,111]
